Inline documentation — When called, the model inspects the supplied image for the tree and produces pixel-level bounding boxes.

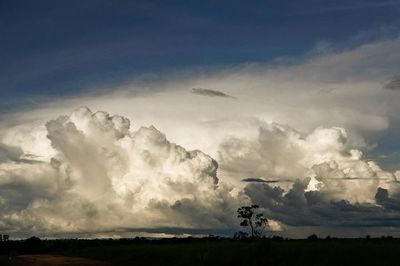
[237,205,268,238]
[233,231,249,240]
[307,234,318,241]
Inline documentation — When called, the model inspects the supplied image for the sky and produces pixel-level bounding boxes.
[1,0,400,238]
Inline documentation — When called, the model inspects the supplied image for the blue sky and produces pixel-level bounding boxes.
[1,0,400,108]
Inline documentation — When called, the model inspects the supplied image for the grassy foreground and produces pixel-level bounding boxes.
[1,237,400,265]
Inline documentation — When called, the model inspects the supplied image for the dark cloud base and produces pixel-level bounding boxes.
[191,88,235,98]
[245,180,400,229]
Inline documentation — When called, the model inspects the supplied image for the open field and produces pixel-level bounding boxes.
[9,255,111,266]
[1,237,400,265]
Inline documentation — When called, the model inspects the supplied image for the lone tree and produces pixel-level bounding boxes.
[237,205,268,238]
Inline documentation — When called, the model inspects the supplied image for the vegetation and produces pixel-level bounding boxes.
[1,236,400,265]
[236,205,268,238]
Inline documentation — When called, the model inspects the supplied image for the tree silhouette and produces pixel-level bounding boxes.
[233,231,249,240]
[237,205,268,238]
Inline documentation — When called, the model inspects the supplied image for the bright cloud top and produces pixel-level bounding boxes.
[0,107,400,237]
[0,108,238,236]
[220,123,400,229]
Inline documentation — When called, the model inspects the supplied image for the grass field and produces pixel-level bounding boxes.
[59,239,400,266]
[0,255,10,265]
[1,238,400,265]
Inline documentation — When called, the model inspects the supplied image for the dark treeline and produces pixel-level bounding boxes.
[1,235,400,265]
[1,234,398,254]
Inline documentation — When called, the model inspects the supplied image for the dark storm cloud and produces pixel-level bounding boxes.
[191,88,234,98]
[42,227,237,238]
[119,227,236,236]
[375,187,400,211]
[244,180,400,228]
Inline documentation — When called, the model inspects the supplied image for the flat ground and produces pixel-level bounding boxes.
[1,238,400,266]
[10,255,111,266]
[59,239,400,266]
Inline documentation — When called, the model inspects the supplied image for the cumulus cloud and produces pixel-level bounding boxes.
[0,107,240,236]
[219,122,400,230]
[1,107,400,237]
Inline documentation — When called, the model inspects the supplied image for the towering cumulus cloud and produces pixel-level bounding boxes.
[1,107,400,237]
[0,108,237,236]
[219,123,400,230]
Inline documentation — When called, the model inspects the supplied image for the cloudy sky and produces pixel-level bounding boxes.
[1,0,400,238]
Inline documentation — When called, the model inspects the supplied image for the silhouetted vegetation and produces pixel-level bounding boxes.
[1,236,400,265]
[237,205,268,238]
[307,233,319,241]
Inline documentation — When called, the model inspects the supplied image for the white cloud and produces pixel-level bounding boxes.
[0,108,240,236]
[220,123,399,201]
[1,38,400,236]
[4,38,400,159]
[219,122,400,230]
[1,107,400,237]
